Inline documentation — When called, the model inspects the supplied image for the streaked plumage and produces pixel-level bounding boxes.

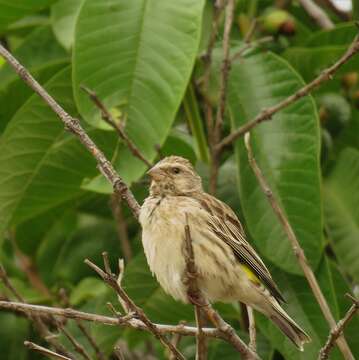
[139,156,311,350]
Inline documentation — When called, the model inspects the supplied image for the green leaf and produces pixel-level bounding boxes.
[324,148,359,282]
[73,0,205,185]
[37,214,121,284]
[0,313,29,360]
[0,67,116,238]
[0,61,67,133]
[283,23,358,82]
[0,0,55,33]
[229,52,322,274]
[0,25,68,89]
[70,277,108,305]
[51,0,84,50]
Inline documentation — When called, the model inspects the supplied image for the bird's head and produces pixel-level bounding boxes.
[147,156,202,196]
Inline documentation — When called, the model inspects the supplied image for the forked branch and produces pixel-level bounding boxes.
[84,253,185,360]
[319,294,359,360]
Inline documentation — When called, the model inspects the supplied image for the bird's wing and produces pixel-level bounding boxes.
[195,193,285,303]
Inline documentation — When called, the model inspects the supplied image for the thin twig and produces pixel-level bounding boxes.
[243,19,257,43]
[183,215,260,360]
[59,289,105,360]
[111,194,133,261]
[214,0,235,138]
[24,341,72,360]
[0,300,222,338]
[0,44,140,219]
[84,254,185,360]
[0,264,73,358]
[298,0,334,29]
[12,237,52,298]
[244,133,354,360]
[81,85,151,168]
[209,0,235,194]
[247,306,256,353]
[169,321,187,360]
[199,0,227,171]
[116,259,131,314]
[58,323,92,360]
[319,294,359,360]
[217,34,359,151]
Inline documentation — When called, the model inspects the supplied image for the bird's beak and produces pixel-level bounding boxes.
[147,167,164,181]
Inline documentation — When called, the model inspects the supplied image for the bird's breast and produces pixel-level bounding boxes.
[139,196,188,302]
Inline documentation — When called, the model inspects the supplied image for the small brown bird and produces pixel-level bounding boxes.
[139,156,310,350]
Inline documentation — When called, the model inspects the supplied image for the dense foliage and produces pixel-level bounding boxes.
[0,1,358,359]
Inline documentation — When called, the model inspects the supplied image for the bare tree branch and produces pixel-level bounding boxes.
[81,85,151,168]
[209,0,235,194]
[24,341,72,360]
[0,300,223,338]
[298,0,334,29]
[217,33,359,151]
[183,215,260,360]
[319,294,359,360]
[0,44,141,219]
[84,254,185,360]
[244,133,354,360]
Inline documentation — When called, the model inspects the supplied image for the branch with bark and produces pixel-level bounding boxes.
[319,294,359,360]
[244,133,354,360]
[81,85,151,168]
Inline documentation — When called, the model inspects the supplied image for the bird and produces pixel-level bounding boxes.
[139,155,311,351]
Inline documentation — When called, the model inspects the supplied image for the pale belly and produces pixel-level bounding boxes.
[140,196,259,305]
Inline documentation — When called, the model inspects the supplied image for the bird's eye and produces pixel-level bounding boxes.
[172,167,180,174]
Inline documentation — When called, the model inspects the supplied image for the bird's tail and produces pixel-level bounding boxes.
[269,301,311,351]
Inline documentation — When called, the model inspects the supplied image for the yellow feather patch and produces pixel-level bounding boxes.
[240,264,261,284]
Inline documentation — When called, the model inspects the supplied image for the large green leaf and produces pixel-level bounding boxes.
[0,0,55,33]
[324,148,359,282]
[0,67,117,238]
[229,52,322,274]
[284,23,358,82]
[51,0,84,50]
[0,26,69,133]
[0,25,68,89]
[73,0,205,185]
